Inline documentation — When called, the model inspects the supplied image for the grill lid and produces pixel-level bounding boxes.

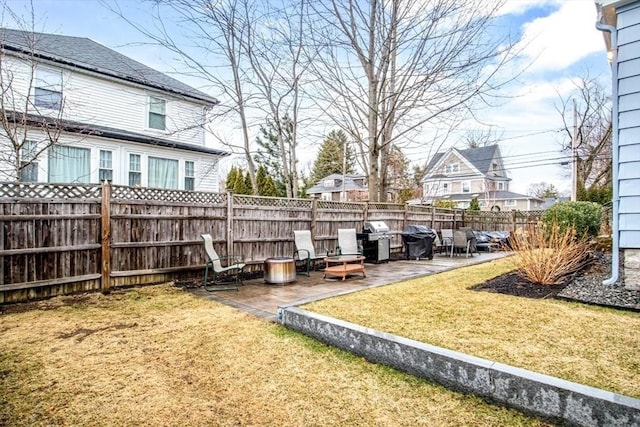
[364,221,389,233]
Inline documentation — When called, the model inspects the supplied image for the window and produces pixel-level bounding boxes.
[148,97,166,130]
[20,141,38,182]
[458,201,469,209]
[185,161,195,190]
[497,182,504,190]
[35,68,63,110]
[129,154,141,186]
[442,182,449,193]
[48,146,90,183]
[148,156,178,189]
[99,150,113,182]
[504,199,516,207]
[462,181,470,193]
[323,179,335,188]
[444,163,459,174]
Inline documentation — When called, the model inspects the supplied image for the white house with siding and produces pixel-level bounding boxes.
[596,0,640,290]
[0,28,229,191]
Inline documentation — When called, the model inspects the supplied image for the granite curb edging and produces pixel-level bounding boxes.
[278,306,640,427]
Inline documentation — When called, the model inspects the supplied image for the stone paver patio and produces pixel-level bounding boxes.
[190,251,509,321]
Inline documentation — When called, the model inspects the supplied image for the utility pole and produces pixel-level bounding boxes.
[341,140,347,201]
[571,98,578,202]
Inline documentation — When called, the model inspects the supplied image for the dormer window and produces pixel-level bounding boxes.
[444,163,459,174]
[323,179,335,188]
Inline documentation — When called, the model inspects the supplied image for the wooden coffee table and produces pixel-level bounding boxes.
[323,255,366,281]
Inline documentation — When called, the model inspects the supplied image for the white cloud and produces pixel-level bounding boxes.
[517,1,603,73]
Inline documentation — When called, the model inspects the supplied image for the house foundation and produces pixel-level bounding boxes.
[623,249,640,290]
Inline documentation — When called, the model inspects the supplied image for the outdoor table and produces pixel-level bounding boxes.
[264,257,296,284]
[323,255,366,281]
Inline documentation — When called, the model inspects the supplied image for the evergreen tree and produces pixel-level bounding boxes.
[468,197,481,211]
[254,116,296,198]
[225,167,239,192]
[256,165,279,196]
[310,130,356,184]
[244,171,253,194]
[232,169,249,194]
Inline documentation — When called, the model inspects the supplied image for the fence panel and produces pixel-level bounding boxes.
[0,182,548,303]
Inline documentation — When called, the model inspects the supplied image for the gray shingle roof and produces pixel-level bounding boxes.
[0,28,218,105]
[426,145,501,175]
[306,174,367,194]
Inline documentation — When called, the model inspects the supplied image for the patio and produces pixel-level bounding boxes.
[189,251,509,321]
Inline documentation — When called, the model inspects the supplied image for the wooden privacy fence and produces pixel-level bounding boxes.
[0,182,544,303]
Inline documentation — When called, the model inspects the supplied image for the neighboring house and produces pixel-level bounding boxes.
[420,145,544,211]
[596,1,640,290]
[0,28,229,191]
[306,173,368,202]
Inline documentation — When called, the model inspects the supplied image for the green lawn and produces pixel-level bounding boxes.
[303,258,640,399]
[0,285,548,426]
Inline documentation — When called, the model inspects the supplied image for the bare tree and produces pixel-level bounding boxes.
[527,182,560,198]
[306,0,521,201]
[462,128,503,149]
[0,2,66,181]
[103,0,309,197]
[556,75,612,192]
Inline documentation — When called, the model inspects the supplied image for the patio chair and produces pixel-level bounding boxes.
[433,234,449,255]
[336,228,363,256]
[293,230,329,276]
[201,233,246,291]
[452,229,474,258]
[440,229,454,255]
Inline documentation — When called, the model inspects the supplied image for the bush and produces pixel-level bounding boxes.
[511,225,592,285]
[541,201,602,237]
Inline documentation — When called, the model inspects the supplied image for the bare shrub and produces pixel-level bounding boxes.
[511,225,592,285]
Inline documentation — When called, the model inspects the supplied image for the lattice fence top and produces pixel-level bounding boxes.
[111,186,227,204]
[317,200,366,210]
[232,194,312,209]
[0,182,102,199]
[367,202,405,210]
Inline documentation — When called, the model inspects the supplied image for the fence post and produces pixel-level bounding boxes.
[431,205,436,229]
[101,181,112,293]
[310,198,318,240]
[512,210,518,232]
[227,192,234,256]
[403,203,409,231]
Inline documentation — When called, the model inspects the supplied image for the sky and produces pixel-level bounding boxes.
[1,0,612,196]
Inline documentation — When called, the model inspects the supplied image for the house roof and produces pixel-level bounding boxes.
[12,111,230,157]
[0,28,219,105]
[306,174,367,194]
[425,145,504,177]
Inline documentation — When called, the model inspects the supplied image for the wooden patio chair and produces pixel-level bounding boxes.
[293,230,329,276]
[336,228,363,256]
[201,233,246,291]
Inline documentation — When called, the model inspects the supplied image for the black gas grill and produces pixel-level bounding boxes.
[358,221,391,263]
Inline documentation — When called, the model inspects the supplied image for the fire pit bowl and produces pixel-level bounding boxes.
[264,257,296,284]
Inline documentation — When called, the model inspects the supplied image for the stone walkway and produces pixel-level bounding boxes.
[190,251,509,321]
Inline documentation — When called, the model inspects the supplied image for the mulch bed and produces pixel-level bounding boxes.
[473,252,640,311]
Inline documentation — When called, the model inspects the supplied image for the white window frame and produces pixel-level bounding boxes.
[504,199,516,207]
[34,67,63,110]
[323,179,335,188]
[442,182,450,194]
[462,181,470,193]
[129,153,142,187]
[148,156,179,189]
[99,150,113,182]
[148,96,167,130]
[20,141,38,182]
[497,182,504,191]
[185,160,195,191]
[444,163,459,174]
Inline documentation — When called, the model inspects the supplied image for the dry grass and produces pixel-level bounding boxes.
[303,258,640,399]
[511,226,592,285]
[0,285,547,427]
